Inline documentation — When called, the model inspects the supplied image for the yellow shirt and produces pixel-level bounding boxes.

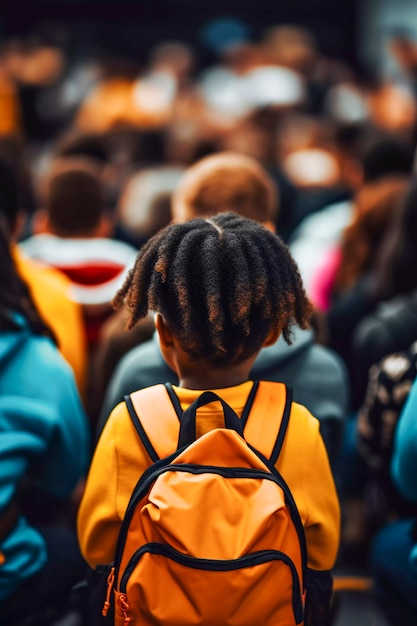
[78,381,340,571]
[14,246,88,396]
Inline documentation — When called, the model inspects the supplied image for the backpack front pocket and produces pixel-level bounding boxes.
[115,542,304,626]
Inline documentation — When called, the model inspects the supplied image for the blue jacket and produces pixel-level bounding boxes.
[0,316,89,601]
[391,376,417,574]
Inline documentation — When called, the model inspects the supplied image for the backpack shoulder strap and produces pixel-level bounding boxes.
[242,380,293,465]
[125,383,181,462]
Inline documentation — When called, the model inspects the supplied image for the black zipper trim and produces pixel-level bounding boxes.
[114,459,307,589]
[119,543,303,624]
[153,464,285,480]
[115,460,283,564]
[113,448,185,562]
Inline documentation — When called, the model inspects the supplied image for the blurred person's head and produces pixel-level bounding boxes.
[373,176,417,300]
[117,166,183,246]
[35,157,108,238]
[333,127,415,191]
[201,18,251,60]
[359,133,414,183]
[333,176,409,296]
[172,151,278,227]
[1,38,65,87]
[262,25,317,74]
[276,114,342,189]
[368,83,417,133]
[148,41,195,85]
[221,116,276,164]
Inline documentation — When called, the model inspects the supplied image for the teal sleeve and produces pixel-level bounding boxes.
[391,377,417,502]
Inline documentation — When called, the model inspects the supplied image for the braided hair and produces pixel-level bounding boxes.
[114,212,313,366]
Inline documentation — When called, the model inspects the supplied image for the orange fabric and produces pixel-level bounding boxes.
[0,71,20,135]
[78,382,340,572]
[112,422,305,625]
[114,557,300,626]
[14,247,88,396]
[128,380,289,460]
[129,385,182,459]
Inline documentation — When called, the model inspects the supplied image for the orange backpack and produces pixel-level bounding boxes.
[100,380,307,625]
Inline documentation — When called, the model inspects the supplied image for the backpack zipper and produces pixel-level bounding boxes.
[119,542,304,624]
[114,461,307,585]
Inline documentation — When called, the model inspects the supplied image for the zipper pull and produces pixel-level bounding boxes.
[120,593,133,625]
[102,566,115,617]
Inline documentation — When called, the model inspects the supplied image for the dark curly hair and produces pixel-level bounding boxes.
[114,212,313,366]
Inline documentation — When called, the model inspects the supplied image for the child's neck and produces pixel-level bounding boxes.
[177,359,255,390]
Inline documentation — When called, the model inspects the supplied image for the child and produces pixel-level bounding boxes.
[77,212,340,622]
[98,152,348,462]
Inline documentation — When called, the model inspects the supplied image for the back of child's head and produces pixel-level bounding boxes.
[114,212,312,367]
[172,152,278,225]
[41,157,105,237]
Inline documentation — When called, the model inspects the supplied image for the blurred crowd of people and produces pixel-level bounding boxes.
[1,15,417,625]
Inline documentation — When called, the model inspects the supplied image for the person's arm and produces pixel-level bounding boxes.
[77,402,151,568]
[32,352,90,498]
[278,404,341,571]
[302,427,341,571]
[281,405,340,626]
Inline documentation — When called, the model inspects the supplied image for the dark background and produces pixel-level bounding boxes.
[1,0,360,68]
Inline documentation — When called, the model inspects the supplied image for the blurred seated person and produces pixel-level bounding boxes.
[98,151,349,463]
[355,341,417,529]
[350,287,417,405]
[289,129,415,297]
[0,156,87,395]
[19,157,138,350]
[317,176,417,409]
[310,175,408,312]
[370,373,417,626]
[0,213,90,625]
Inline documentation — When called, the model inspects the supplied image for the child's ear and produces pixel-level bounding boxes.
[263,327,281,347]
[154,313,174,347]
